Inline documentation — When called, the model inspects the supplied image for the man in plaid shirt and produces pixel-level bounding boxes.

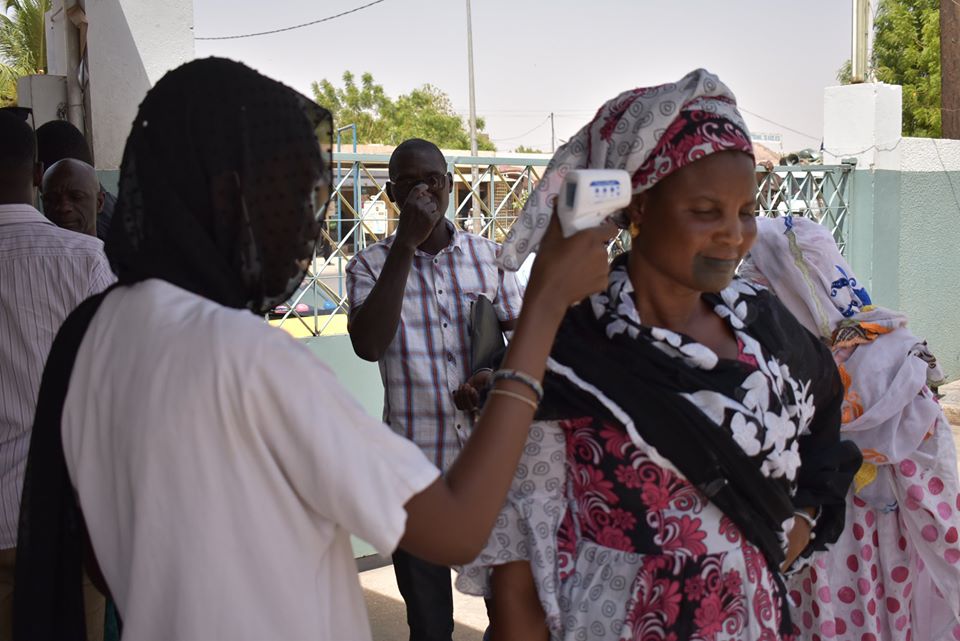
[346,138,523,641]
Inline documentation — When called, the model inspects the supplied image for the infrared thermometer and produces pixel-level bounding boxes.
[556,169,632,237]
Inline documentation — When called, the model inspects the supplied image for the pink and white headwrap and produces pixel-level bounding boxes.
[498,68,754,270]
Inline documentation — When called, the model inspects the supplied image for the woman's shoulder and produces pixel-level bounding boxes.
[723,276,771,306]
[730,276,806,335]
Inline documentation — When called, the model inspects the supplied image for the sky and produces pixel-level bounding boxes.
[194,0,853,155]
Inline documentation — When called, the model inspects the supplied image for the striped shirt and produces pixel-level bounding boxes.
[346,223,524,471]
[0,204,115,549]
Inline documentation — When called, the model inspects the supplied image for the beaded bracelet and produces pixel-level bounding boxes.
[489,389,539,411]
[492,369,544,402]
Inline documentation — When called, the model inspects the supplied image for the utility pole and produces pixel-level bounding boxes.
[63,0,84,133]
[550,112,555,153]
[851,0,871,83]
[943,0,960,139]
[465,0,480,232]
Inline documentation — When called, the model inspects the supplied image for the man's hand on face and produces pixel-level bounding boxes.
[395,184,444,251]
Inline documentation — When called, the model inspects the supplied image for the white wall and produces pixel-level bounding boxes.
[822,82,902,171]
[84,0,194,169]
[899,137,960,172]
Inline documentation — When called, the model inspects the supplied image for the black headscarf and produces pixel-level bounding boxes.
[106,56,333,313]
[14,58,333,640]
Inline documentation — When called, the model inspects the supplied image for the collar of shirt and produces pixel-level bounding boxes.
[382,219,464,257]
[0,203,54,228]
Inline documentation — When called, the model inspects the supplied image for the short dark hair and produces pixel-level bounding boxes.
[0,110,36,171]
[36,119,93,169]
[388,138,445,179]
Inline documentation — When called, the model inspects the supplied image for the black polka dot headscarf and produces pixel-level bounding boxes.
[107,57,333,313]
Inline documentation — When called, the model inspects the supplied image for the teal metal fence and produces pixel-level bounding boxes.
[271,154,855,336]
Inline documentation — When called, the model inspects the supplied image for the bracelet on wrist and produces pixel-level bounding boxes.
[793,509,819,540]
[492,369,544,402]
[488,389,538,411]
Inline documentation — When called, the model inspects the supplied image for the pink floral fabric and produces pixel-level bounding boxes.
[456,414,798,641]
[561,414,795,641]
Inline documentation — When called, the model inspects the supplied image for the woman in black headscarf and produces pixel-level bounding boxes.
[13,58,615,640]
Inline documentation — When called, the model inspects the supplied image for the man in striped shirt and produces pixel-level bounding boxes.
[346,139,523,641]
[0,112,114,640]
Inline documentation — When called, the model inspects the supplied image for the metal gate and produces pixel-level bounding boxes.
[270,155,855,337]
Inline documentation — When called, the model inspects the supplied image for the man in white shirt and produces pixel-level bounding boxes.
[0,111,114,640]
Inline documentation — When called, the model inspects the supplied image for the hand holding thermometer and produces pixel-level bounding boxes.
[556,169,632,237]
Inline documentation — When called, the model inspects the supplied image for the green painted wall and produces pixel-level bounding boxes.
[846,170,903,311]
[894,170,960,380]
[301,334,385,419]
[848,165,960,381]
[97,169,120,196]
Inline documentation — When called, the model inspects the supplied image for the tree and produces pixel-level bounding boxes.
[311,71,390,144]
[837,0,940,137]
[312,71,495,151]
[515,145,544,153]
[0,0,50,106]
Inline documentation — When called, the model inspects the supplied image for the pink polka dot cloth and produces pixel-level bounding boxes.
[744,216,960,640]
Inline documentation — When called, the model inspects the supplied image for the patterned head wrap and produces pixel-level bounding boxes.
[107,57,333,314]
[499,68,754,270]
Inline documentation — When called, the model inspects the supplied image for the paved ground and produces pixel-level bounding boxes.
[361,565,488,641]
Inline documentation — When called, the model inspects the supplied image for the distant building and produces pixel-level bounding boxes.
[751,131,783,153]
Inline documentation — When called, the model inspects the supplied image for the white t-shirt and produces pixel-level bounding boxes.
[62,280,440,641]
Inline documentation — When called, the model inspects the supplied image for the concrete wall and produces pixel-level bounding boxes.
[825,84,960,379]
[302,335,385,420]
[894,139,960,378]
[84,0,194,169]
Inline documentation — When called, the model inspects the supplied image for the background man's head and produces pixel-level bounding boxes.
[41,159,102,236]
[0,110,41,205]
[35,120,94,173]
[386,139,451,217]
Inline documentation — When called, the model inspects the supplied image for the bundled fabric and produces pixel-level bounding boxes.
[742,215,960,641]
[740,216,945,466]
[14,57,333,641]
[498,68,753,270]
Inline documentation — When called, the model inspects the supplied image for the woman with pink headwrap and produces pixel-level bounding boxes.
[456,70,860,641]
[740,215,960,641]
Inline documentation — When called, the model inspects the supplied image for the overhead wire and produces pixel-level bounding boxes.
[491,115,551,142]
[195,0,388,41]
[738,106,821,142]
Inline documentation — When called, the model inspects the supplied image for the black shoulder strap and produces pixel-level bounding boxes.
[14,287,115,641]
